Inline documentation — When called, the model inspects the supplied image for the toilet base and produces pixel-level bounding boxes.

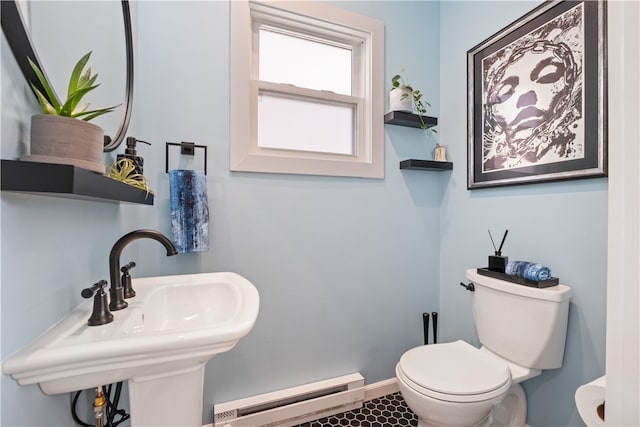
[403,383,527,427]
[416,415,491,427]
[490,383,527,427]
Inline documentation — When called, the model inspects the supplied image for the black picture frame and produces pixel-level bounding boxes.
[467,0,607,189]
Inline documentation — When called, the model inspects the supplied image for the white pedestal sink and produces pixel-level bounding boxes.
[2,272,260,426]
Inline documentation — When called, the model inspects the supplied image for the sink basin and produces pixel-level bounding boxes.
[2,272,259,426]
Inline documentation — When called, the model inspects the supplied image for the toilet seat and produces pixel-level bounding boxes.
[397,340,512,403]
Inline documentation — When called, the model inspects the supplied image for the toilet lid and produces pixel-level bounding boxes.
[398,340,511,397]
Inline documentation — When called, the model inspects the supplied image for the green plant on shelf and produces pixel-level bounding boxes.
[391,67,437,135]
[28,51,120,121]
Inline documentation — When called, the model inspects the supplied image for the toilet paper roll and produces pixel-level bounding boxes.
[575,375,606,427]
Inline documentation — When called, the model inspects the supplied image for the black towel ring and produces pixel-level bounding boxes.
[165,141,207,175]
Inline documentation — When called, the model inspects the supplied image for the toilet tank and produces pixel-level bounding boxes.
[465,269,572,370]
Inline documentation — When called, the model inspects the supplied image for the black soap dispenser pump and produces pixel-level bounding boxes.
[117,137,151,178]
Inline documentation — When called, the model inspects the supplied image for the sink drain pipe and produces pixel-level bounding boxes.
[94,386,106,427]
[71,382,130,427]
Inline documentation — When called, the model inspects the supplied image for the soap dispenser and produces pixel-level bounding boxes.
[117,137,151,179]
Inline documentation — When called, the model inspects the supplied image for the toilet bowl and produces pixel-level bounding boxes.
[396,269,573,427]
[396,340,519,427]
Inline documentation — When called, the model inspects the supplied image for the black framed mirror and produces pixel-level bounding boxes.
[1,0,134,153]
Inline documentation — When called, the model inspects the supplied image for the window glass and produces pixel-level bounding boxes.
[259,28,352,96]
[257,92,355,155]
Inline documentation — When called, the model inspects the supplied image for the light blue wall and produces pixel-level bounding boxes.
[438,2,608,427]
[1,2,609,426]
[1,1,441,425]
[137,0,442,414]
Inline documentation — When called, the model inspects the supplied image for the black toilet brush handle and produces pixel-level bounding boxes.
[422,313,430,345]
[432,312,438,344]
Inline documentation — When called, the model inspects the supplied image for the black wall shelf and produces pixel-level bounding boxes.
[400,159,453,171]
[1,160,154,205]
[384,111,453,172]
[384,111,438,129]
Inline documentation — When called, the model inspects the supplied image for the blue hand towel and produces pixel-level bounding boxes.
[506,261,552,281]
[169,169,209,253]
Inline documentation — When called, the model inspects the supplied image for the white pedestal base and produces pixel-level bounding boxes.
[128,363,206,427]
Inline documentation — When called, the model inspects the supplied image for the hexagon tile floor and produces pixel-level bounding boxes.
[292,392,418,427]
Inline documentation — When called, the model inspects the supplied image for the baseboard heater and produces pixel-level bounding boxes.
[213,373,365,427]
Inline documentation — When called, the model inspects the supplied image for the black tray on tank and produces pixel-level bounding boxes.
[476,268,559,288]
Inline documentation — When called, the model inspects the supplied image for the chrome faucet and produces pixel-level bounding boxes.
[109,229,178,311]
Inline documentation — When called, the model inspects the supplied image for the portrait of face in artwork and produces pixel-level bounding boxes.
[481,8,584,173]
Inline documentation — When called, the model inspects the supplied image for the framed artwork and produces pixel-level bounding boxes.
[467,0,607,189]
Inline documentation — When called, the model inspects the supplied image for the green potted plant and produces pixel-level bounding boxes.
[389,69,414,113]
[22,51,119,173]
[390,68,446,161]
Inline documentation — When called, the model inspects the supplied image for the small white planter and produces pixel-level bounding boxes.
[389,87,413,112]
[22,115,105,173]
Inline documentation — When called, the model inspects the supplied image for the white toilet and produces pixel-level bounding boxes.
[396,268,572,427]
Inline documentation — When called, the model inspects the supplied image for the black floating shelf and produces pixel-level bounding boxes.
[399,159,453,171]
[1,159,154,205]
[384,111,438,129]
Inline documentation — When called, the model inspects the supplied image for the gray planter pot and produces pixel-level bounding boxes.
[22,115,105,173]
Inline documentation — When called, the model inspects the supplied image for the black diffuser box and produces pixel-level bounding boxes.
[488,255,508,273]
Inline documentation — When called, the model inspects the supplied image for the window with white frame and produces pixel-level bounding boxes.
[230,0,384,178]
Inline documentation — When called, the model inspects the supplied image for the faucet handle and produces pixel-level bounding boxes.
[82,280,114,326]
[82,280,108,299]
[122,261,137,299]
[121,261,136,273]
